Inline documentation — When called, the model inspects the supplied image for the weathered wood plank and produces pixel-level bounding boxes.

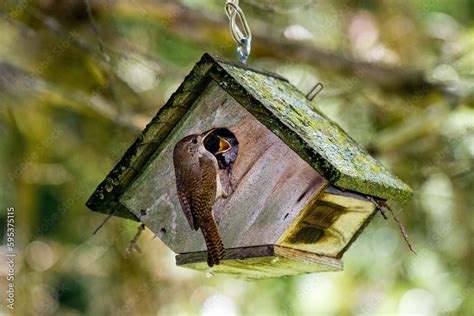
[120,80,328,254]
[274,245,342,268]
[177,245,342,279]
[176,245,275,265]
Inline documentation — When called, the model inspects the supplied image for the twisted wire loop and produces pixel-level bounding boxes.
[225,0,252,64]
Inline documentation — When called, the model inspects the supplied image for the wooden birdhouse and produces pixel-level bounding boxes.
[86,54,412,279]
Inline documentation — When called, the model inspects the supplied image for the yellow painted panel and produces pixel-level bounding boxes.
[277,193,376,257]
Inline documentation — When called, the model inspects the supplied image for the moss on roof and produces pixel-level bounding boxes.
[209,55,412,202]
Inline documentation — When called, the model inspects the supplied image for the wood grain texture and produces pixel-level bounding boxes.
[120,80,328,254]
[277,192,377,257]
[176,245,342,279]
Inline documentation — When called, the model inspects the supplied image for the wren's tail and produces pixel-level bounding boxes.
[200,212,225,267]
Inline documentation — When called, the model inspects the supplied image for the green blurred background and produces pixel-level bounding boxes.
[0,0,473,315]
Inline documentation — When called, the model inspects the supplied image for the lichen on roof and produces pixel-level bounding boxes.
[214,59,412,202]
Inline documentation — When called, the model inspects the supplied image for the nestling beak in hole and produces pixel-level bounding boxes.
[216,137,231,154]
[201,128,239,171]
[201,129,232,154]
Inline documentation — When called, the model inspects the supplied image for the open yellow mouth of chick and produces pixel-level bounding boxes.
[202,129,232,154]
[216,137,231,154]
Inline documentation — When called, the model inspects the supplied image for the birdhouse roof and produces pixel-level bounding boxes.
[201,54,412,202]
[87,54,412,219]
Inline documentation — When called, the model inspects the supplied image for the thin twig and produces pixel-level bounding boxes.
[378,206,388,220]
[379,200,417,255]
[92,209,117,235]
[125,223,146,256]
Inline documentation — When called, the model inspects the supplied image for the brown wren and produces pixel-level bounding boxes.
[173,130,231,267]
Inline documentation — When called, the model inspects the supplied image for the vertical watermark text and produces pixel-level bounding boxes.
[5,207,16,310]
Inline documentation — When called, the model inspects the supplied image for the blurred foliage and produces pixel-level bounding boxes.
[0,0,473,315]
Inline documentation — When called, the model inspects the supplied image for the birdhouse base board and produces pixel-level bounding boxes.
[176,245,342,279]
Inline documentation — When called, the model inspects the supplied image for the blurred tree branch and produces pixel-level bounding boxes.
[153,0,438,93]
[0,62,145,131]
[4,2,442,95]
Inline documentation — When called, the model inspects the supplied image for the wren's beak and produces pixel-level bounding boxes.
[201,129,232,154]
[201,129,215,141]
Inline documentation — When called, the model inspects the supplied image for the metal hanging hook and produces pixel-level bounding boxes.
[237,37,251,64]
[225,0,252,64]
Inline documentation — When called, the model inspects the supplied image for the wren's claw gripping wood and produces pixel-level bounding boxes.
[173,131,229,266]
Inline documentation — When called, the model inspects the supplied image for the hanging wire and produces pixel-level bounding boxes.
[225,0,252,64]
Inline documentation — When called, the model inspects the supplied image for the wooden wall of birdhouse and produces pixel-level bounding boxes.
[120,81,329,254]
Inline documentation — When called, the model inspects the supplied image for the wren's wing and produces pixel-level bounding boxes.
[173,157,199,231]
[197,151,218,212]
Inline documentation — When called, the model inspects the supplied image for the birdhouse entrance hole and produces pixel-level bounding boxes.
[202,127,239,172]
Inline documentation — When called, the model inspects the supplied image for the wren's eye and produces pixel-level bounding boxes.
[191,138,198,144]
